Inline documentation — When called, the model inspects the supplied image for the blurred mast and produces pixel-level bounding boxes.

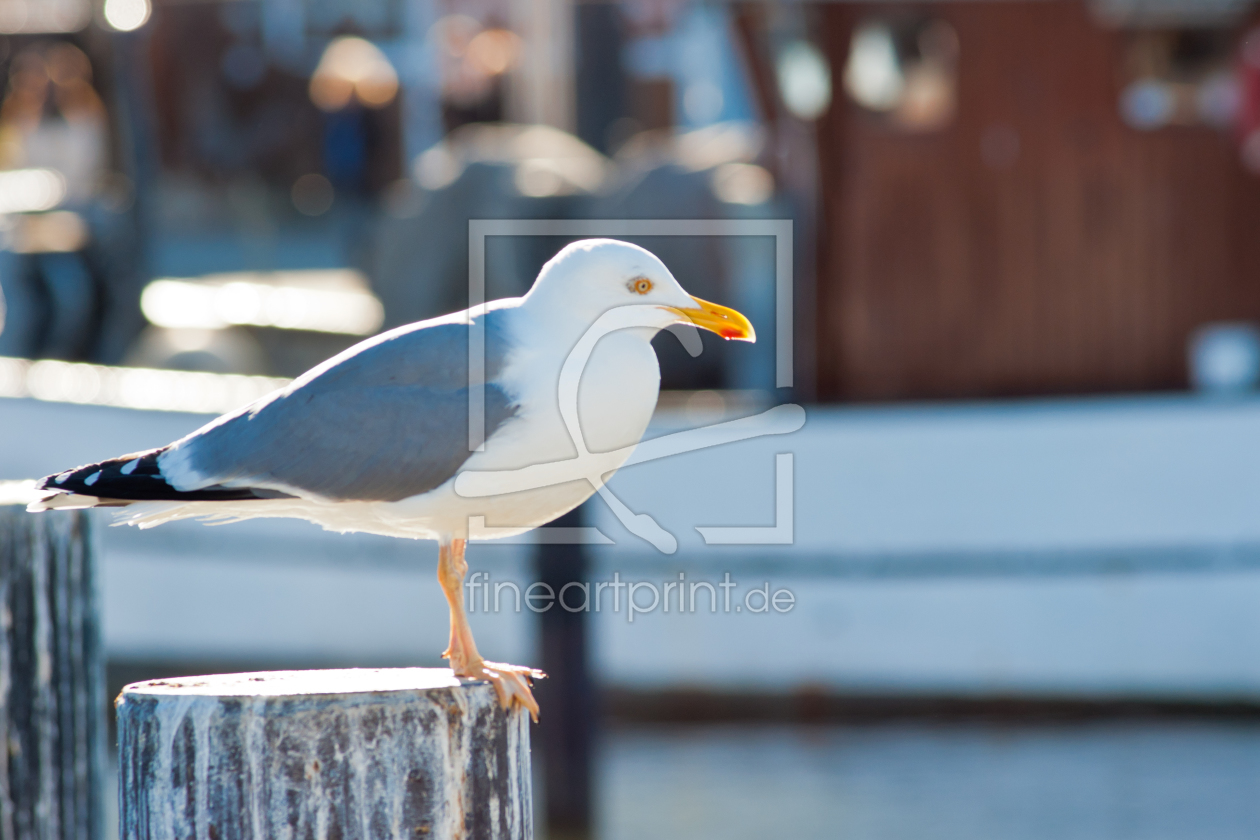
[99,24,158,364]
[575,0,627,153]
[509,0,576,130]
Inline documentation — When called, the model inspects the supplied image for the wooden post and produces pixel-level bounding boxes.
[117,668,533,840]
[0,505,106,840]
[533,506,595,840]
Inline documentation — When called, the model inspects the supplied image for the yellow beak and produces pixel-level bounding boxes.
[665,296,756,342]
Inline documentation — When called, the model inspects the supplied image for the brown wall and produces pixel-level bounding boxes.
[815,1,1260,402]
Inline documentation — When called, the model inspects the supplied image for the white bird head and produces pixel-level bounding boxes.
[523,238,756,342]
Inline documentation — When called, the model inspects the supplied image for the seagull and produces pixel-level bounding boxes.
[28,239,755,718]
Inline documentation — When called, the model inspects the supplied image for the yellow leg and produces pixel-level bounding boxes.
[437,538,545,720]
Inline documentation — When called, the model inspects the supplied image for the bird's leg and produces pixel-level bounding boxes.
[437,538,475,667]
[437,537,546,720]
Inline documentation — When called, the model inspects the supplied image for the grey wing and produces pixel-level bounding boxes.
[167,316,519,502]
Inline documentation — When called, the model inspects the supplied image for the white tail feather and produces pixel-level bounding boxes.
[22,488,103,512]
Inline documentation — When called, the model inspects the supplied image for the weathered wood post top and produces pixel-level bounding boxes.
[117,667,533,840]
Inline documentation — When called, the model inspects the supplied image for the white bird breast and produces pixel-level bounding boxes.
[443,325,663,539]
[574,329,662,454]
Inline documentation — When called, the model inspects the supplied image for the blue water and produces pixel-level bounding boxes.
[597,721,1260,840]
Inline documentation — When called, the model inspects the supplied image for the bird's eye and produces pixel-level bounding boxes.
[630,277,653,295]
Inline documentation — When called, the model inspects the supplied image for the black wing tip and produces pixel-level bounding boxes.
[37,449,268,503]
[37,449,163,494]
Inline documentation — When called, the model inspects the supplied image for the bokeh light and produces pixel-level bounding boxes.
[0,356,288,414]
[777,41,831,121]
[710,162,773,206]
[291,173,334,216]
[140,271,384,336]
[0,0,91,34]
[103,0,150,32]
[466,28,521,76]
[309,37,398,112]
[0,168,67,214]
[429,16,520,109]
[844,23,903,112]
[1189,323,1260,394]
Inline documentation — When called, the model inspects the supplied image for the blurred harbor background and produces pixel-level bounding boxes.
[5,0,1260,837]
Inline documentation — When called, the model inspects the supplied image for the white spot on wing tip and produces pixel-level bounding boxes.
[84,470,101,486]
[157,445,215,493]
[121,459,140,475]
[54,472,71,484]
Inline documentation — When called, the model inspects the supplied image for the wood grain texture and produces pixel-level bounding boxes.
[117,669,532,840]
[0,507,105,840]
[815,0,1260,401]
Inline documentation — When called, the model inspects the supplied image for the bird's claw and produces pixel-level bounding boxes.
[454,660,546,721]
